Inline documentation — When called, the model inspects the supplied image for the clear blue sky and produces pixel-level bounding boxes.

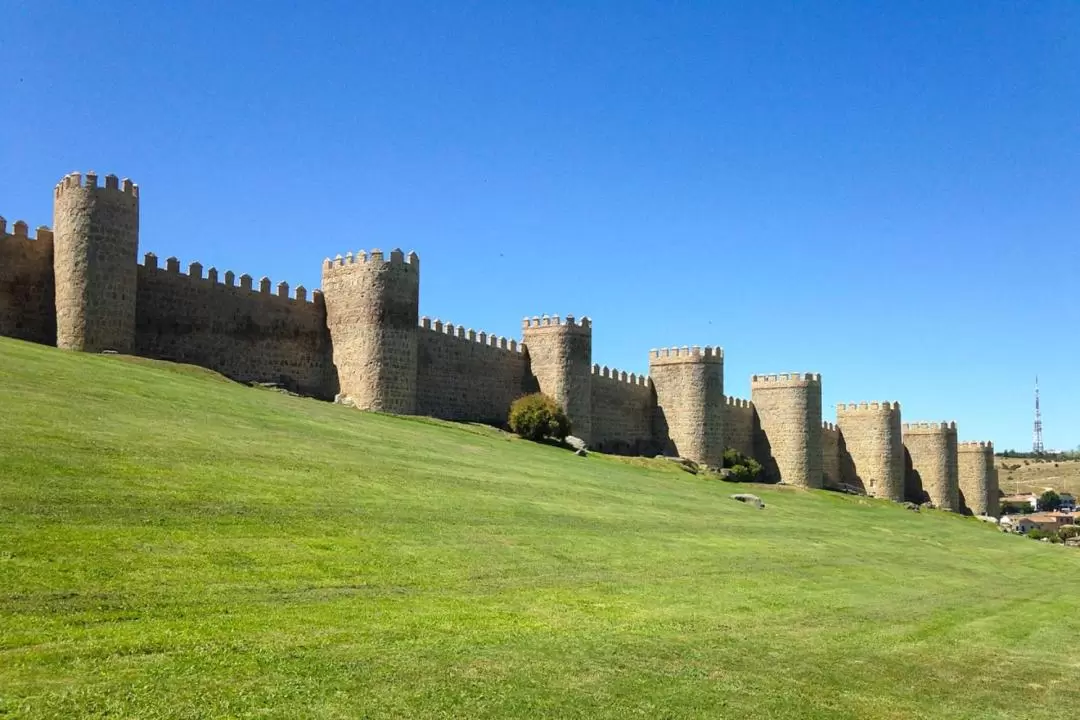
[3,1,1078,451]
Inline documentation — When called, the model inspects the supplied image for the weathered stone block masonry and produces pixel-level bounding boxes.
[1,171,999,515]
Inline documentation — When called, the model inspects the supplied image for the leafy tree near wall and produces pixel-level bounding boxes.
[722,448,763,483]
[1038,490,1062,512]
[508,393,571,442]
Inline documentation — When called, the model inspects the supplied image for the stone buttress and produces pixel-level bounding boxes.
[649,346,725,467]
[53,171,140,353]
[521,315,593,442]
[751,373,823,488]
[321,249,420,413]
[836,401,905,501]
[903,421,960,511]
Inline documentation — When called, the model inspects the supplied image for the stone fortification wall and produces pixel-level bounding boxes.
[649,346,725,467]
[415,317,534,425]
[904,422,959,511]
[521,315,593,442]
[751,373,822,488]
[821,421,843,490]
[725,396,757,460]
[958,441,998,517]
[53,172,140,353]
[589,364,655,455]
[836,401,905,501]
[322,249,420,414]
[0,219,55,344]
[135,254,336,398]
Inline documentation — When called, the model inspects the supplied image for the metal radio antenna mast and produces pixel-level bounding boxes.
[1033,376,1044,454]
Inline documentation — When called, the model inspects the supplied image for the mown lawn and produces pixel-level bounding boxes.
[1,336,1078,719]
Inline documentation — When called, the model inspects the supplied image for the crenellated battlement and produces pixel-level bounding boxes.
[0,217,53,244]
[958,441,993,451]
[648,345,724,364]
[140,252,321,304]
[903,421,957,433]
[322,248,419,273]
[419,316,523,354]
[591,363,650,387]
[53,171,138,198]
[751,372,820,387]
[822,421,838,432]
[521,314,592,332]
[725,396,752,409]
[837,401,900,413]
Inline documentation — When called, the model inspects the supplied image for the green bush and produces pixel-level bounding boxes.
[722,448,763,482]
[508,393,571,442]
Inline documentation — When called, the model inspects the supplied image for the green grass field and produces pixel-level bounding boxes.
[2,337,1079,719]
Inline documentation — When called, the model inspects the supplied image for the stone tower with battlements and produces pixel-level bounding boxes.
[904,422,959,512]
[52,171,140,353]
[752,373,822,488]
[836,401,905,501]
[649,346,725,467]
[321,249,420,414]
[521,315,593,442]
[958,441,998,517]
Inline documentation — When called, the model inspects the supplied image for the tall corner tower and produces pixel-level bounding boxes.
[957,441,997,516]
[521,315,593,442]
[903,421,960,511]
[52,171,140,353]
[751,373,823,488]
[835,401,905,501]
[321,248,420,414]
[649,346,725,466]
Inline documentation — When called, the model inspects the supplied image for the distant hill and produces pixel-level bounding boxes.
[995,456,1080,497]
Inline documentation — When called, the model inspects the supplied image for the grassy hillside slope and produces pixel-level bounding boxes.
[1,337,1079,719]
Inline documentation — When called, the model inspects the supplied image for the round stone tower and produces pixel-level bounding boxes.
[958,441,997,516]
[750,373,823,488]
[321,249,420,414]
[903,422,960,511]
[521,315,593,443]
[835,401,905,501]
[648,346,725,467]
[52,171,140,352]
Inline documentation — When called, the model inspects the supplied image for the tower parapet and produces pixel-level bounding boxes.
[321,249,420,413]
[649,346,724,466]
[836,401,904,501]
[903,421,959,512]
[751,373,822,488]
[957,441,997,516]
[521,314,593,442]
[52,171,139,352]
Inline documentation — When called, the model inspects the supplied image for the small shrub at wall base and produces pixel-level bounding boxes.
[508,393,571,442]
[721,448,763,483]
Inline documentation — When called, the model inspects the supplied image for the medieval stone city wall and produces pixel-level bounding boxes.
[725,397,757,461]
[415,318,535,425]
[0,170,1004,517]
[836,401,905,501]
[0,220,55,345]
[589,364,655,455]
[751,373,823,488]
[134,254,337,398]
[958,441,998,517]
[904,422,960,511]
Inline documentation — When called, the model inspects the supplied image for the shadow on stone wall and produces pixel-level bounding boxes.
[904,447,930,504]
